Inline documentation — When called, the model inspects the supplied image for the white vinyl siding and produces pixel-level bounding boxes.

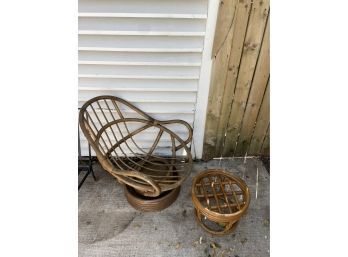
[78,0,218,158]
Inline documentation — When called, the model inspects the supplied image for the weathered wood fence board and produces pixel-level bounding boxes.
[203,0,270,159]
[248,79,270,155]
[212,0,238,58]
[204,0,251,158]
[260,124,270,155]
[214,0,252,157]
[235,14,270,156]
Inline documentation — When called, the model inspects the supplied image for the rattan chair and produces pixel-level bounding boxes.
[79,95,193,198]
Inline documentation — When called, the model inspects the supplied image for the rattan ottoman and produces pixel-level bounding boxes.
[191,169,250,235]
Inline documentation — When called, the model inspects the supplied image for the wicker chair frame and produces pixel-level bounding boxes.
[79,95,193,197]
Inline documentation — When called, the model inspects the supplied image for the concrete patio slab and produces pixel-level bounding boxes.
[79,158,270,257]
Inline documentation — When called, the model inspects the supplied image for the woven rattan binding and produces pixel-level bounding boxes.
[79,95,193,197]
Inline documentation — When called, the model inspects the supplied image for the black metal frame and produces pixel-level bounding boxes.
[78,124,96,190]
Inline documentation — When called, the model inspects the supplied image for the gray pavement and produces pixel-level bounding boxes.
[79,158,270,257]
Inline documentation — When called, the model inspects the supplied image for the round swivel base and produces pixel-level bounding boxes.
[124,185,180,212]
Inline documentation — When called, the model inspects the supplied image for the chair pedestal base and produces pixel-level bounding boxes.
[124,185,180,212]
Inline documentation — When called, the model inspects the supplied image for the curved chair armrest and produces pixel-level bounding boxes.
[110,169,161,197]
[159,119,193,150]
